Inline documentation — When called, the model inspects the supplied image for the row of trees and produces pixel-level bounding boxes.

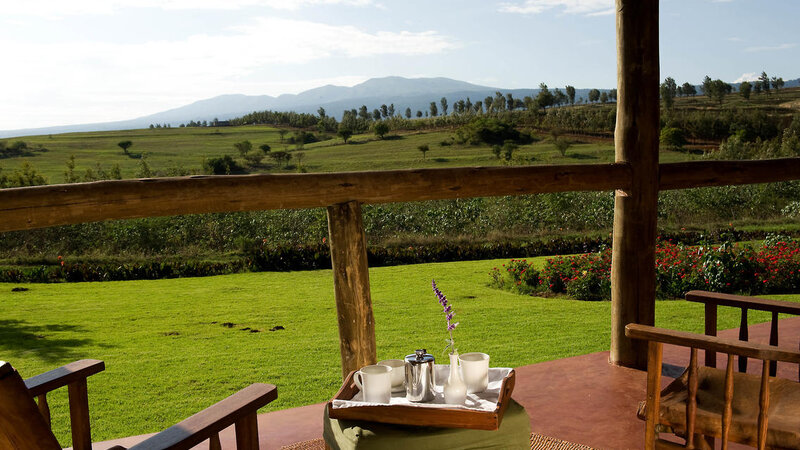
[661,71,789,107]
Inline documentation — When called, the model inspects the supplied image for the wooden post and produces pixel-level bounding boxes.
[327,201,377,379]
[610,0,660,369]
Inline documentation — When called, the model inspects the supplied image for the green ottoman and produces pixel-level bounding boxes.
[323,399,531,449]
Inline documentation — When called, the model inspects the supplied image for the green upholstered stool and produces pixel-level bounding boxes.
[323,399,531,449]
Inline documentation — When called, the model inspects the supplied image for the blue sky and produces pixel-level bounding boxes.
[1,0,798,129]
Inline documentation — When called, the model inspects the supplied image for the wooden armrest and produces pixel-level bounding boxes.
[625,324,800,364]
[686,290,800,315]
[24,359,105,397]
[128,383,277,450]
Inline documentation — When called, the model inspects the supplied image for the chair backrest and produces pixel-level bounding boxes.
[0,361,61,450]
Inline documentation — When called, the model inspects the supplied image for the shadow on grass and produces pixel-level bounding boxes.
[432,157,450,162]
[0,319,97,363]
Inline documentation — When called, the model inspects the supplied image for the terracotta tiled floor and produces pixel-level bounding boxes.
[94,316,800,450]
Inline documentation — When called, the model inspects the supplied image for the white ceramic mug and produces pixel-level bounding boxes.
[459,352,490,394]
[354,364,392,403]
[377,359,406,393]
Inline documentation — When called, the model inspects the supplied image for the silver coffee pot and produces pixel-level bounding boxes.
[405,349,435,402]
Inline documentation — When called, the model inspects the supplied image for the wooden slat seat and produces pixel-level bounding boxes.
[641,366,800,448]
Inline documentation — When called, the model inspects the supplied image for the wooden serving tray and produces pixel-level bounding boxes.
[327,368,516,430]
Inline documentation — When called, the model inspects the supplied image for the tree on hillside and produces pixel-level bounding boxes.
[440,97,448,116]
[681,82,696,97]
[337,125,353,144]
[772,77,785,91]
[588,89,600,103]
[660,77,677,108]
[317,107,326,118]
[707,79,732,104]
[117,140,133,155]
[608,89,617,101]
[600,91,609,104]
[358,105,369,120]
[484,96,493,113]
[465,97,473,113]
[554,88,567,106]
[474,100,483,114]
[233,140,252,156]
[388,104,395,117]
[536,83,553,110]
[739,81,752,100]
[380,104,389,119]
[429,102,438,117]
[417,144,429,160]
[416,110,423,118]
[565,85,576,105]
[759,71,771,94]
[372,109,381,121]
[701,76,713,98]
[753,82,763,95]
[373,121,389,139]
[506,93,514,111]
[405,107,412,119]
[493,91,506,111]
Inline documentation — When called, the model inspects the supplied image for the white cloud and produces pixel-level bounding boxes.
[0,18,457,129]
[734,72,760,83]
[499,0,613,15]
[744,43,797,52]
[4,0,374,16]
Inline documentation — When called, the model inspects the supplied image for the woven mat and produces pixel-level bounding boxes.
[280,433,596,449]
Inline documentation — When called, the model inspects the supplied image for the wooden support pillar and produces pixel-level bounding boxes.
[327,201,377,379]
[610,0,660,369]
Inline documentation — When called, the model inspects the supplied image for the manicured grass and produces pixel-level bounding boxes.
[2,256,798,445]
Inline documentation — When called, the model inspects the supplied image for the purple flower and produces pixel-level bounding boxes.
[432,279,459,354]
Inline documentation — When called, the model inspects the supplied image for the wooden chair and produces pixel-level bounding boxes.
[626,324,800,449]
[0,359,277,450]
[686,290,800,379]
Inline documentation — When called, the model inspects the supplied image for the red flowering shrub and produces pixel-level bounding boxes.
[489,259,540,295]
[491,235,800,300]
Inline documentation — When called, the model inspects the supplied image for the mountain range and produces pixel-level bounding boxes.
[2,76,798,138]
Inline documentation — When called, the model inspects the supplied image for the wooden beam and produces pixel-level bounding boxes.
[0,164,630,232]
[327,201,377,379]
[610,0,660,369]
[660,158,800,190]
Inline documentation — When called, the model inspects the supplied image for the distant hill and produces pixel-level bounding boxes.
[2,76,798,138]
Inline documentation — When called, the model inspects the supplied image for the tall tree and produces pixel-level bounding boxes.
[759,71,771,94]
[372,109,381,121]
[536,83,553,110]
[660,77,677,108]
[565,85,576,105]
[405,107,412,119]
[681,82,696,97]
[380,104,389,119]
[506,93,514,111]
[739,81,752,100]
[388,104,395,117]
[493,91,506,111]
[600,91,609,104]
[772,77,785,91]
[484,96,493,113]
[317,107,326,118]
[701,76,713,98]
[588,88,600,103]
[358,105,369,120]
[440,97,448,116]
[429,102,438,117]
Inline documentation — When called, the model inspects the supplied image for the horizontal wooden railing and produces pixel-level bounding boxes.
[3,157,800,233]
[0,163,630,232]
[659,158,800,190]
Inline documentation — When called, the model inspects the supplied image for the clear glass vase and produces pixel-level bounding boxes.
[443,352,467,405]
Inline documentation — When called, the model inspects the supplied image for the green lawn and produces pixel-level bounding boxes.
[2,256,796,445]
